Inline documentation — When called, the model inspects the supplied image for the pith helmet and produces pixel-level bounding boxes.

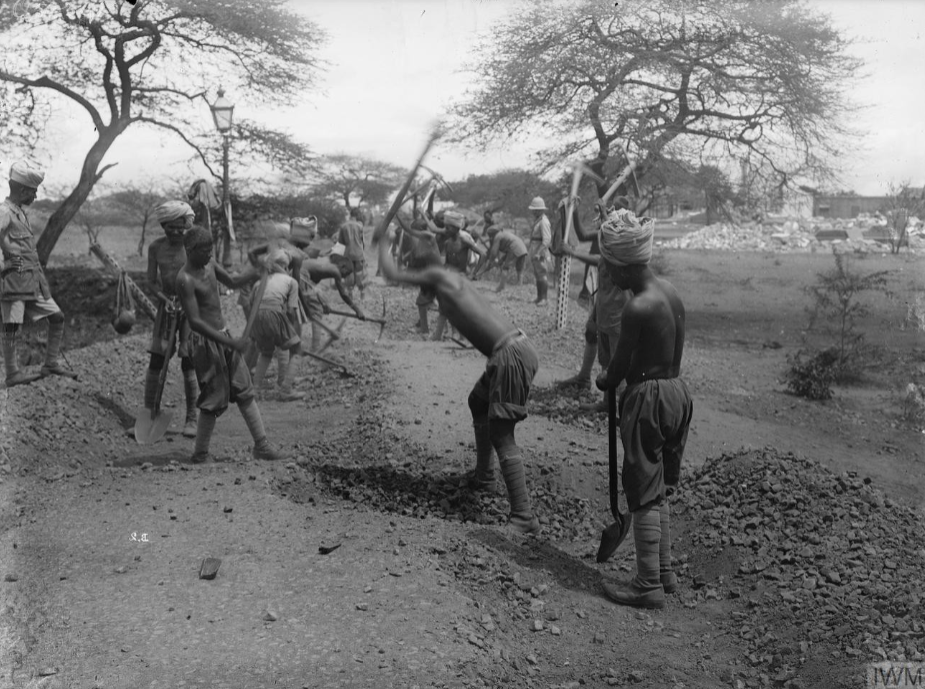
[528,197,547,211]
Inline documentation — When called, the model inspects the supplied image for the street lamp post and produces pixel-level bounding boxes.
[210,88,235,267]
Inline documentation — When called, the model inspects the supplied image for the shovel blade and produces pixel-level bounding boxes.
[134,409,174,445]
[596,512,632,564]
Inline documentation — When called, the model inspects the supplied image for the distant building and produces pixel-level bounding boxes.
[813,195,891,219]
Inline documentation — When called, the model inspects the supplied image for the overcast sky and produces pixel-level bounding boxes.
[24,0,925,196]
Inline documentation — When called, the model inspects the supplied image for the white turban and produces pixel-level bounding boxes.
[155,200,194,225]
[9,161,45,188]
[443,211,465,229]
[598,208,654,267]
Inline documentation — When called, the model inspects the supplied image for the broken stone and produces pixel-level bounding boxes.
[263,609,278,622]
[199,558,221,580]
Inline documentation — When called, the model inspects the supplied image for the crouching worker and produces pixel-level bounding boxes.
[250,250,304,402]
[375,224,541,535]
[594,211,693,609]
[175,227,288,463]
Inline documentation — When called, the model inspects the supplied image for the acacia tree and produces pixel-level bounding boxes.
[450,0,861,199]
[444,169,560,220]
[108,184,166,255]
[0,0,326,264]
[313,154,406,211]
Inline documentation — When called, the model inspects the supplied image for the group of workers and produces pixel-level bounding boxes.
[1,160,693,611]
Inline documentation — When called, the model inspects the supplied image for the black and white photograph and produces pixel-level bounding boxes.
[0,0,922,687]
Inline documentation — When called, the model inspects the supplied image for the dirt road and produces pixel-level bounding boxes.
[1,249,922,689]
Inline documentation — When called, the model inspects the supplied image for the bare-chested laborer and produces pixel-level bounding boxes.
[553,199,635,413]
[141,201,200,437]
[593,213,693,610]
[300,249,366,352]
[472,225,528,291]
[375,224,541,535]
[175,227,288,463]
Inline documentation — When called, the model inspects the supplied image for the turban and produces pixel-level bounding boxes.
[9,161,44,188]
[598,208,654,267]
[155,200,194,225]
[269,249,291,270]
[443,211,465,229]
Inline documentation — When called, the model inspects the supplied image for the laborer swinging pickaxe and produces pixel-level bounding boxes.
[325,297,388,344]
[555,160,604,252]
[372,124,442,246]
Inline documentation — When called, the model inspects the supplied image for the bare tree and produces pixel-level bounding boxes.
[109,184,167,256]
[0,0,327,264]
[450,0,861,199]
[883,181,925,254]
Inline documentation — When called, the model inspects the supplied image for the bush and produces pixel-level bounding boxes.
[785,348,841,400]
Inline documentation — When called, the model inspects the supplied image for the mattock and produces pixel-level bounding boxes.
[325,297,388,344]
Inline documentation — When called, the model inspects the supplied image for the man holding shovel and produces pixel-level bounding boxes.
[593,210,693,609]
[175,227,287,463]
[375,225,542,535]
[138,200,200,439]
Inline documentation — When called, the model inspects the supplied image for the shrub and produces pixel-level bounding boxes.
[785,348,841,400]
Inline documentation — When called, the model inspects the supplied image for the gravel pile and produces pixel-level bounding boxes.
[675,448,924,683]
[661,215,925,253]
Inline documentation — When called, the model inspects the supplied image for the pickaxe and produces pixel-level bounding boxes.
[325,298,388,343]
[418,164,454,194]
[302,349,354,377]
[372,125,442,247]
[601,148,640,209]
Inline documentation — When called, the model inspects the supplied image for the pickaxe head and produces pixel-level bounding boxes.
[571,161,605,189]
[418,164,454,195]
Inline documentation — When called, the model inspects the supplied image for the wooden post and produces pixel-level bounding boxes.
[89,243,157,321]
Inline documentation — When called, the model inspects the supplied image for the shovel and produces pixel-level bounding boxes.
[596,386,632,563]
[134,303,180,445]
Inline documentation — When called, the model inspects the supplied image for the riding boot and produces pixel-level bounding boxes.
[2,329,37,386]
[182,368,199,438]
[498,447,539,534]
[41,319,77,378]
[602,504,665,609]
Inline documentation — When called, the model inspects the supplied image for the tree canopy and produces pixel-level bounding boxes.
[0,0,327,262]
[443,169,560,220]
[312,154,407,211]
[450,0,861,199]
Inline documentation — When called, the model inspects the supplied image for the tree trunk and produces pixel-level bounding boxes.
[36,130,119,265]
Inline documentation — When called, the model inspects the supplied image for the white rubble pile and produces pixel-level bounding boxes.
[661,213,924,253]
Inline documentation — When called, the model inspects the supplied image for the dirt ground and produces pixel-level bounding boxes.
[0,240,923,689]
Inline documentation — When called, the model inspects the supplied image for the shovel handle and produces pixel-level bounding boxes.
[326,308,385,326]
